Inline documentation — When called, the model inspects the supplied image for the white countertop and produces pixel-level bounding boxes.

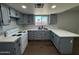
[26,27,79,37]
[48,28,79,37]
[0,35,20,43]
[0,26,79,43]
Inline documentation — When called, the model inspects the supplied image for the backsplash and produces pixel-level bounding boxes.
[25,25,58,30]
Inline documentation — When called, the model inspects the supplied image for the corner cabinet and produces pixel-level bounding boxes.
[50,31,79,54]
[1,4,10,25]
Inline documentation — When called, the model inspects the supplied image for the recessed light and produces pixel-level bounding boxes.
[51,5,56,9]
[21,5,27,9]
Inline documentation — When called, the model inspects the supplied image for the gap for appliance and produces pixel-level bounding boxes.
[24,40,59,55]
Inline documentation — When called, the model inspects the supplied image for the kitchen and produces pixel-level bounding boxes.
[0,3,79,55]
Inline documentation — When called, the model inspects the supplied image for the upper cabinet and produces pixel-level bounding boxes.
[9,8,16,17]
[28,14,34,25]
[23,14,29,25]
[49,14,57,25]
[22,14,34,25]
[1,4,10,25]
[9,8,20,18]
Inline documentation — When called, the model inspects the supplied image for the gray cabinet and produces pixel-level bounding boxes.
[9,8,20,18]
[0,38,21,55]
[1,4,10,25]
[16,14,24,25]
[17,14,34,25]
[23,15,29,25]
[28,30,50,40]
[50,14,57,25]
[9,8,16,17]
[50,31,54,42]
[50,31,74,54]
[59,38,73,54]
[53,34,60,50]
[28,14,34,25]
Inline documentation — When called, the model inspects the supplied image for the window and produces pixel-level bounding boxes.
[35,15,48,26]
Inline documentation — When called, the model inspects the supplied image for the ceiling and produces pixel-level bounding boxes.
[6,3,79,15]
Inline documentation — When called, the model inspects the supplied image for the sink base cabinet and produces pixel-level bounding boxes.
[28,31,50,40]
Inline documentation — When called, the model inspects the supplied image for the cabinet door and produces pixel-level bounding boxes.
[28,31,33,40]
[16,14,24,25]
[34,31,41,40]
[59,37,73,54]
[28,15,34,25]
[23,15,28,25]
[1,5,10,25]
[53,34,59,49]
[9,8,16,17]
[50,14,57,25]
[0,9,3,26]
[14,39,21,55]
[43,31,50,40]
[50,31,54,43]
[16,11,20,17]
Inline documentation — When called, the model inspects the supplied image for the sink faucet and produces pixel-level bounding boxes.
[38,25,44,30]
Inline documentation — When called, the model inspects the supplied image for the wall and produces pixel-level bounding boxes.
[77,18,79,34]
[57,9,79,34]
[2,18,19,32]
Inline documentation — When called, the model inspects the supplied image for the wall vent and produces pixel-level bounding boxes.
[35,3,44,8]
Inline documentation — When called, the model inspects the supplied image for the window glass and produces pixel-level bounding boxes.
[41,16,48,25]
[35,16,48,26]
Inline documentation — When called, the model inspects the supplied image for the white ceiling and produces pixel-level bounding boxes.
[6,3,79,15]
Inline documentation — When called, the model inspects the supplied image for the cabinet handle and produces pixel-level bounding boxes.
[70,40,73,43]
[14,48,16,50]
[19,43,21,46]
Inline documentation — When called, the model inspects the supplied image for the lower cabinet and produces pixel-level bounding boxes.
[50,32,74,54]
[0,38,21,55]
[50,31,54,42]
[59,38,73,54]
[28,30,50,40]
[54,35,60,50]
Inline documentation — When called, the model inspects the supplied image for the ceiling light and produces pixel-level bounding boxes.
[21,5,27,9]
[51,5,56,9]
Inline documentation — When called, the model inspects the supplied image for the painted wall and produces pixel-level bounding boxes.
[2,18,19,32]
[57,10,79,34]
